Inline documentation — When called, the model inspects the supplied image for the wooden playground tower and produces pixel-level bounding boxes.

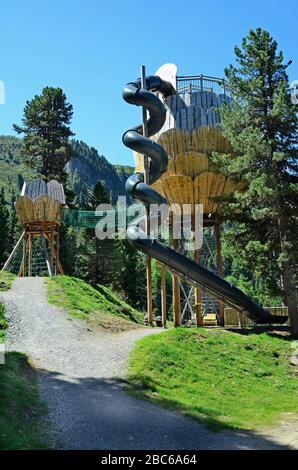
[3,179,65,277]
[133,64,243,327]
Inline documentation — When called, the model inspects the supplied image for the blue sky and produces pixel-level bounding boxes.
[0,0,297,165]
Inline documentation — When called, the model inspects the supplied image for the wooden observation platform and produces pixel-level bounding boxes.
[134,67,243,214]
[133,64,244,327]
[3,179,66,277]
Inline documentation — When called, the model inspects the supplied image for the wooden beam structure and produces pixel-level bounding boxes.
[160,265,167,328]
[41,234,52,276]
[192,214,203,327]
[28,234,32,277]
[21,235,27,277]
[129,79,243,329]
[6,221,63,278]
[172,236,181,327]
[215,213,224,326]
[193,248,203,327]
[1,178,66,278]
[141,65,153,325]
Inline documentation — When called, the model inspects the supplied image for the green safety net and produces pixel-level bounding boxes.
[61,205,145,229]
[5,205,147,276]
[6,237,50,276]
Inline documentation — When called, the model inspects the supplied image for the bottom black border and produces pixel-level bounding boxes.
[0,449,297,465]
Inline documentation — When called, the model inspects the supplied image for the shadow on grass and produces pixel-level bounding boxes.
[227,325,293,341]
[123,378,234,432]
[0,351,49,450]
[33,367,294,450]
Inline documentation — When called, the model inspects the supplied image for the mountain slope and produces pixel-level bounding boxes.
[0,136,37,202]
[66,140,134,206]
[0,136,134,207]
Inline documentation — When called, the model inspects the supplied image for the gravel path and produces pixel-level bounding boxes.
[1,277,296,450]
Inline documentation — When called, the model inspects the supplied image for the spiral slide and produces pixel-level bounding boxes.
[122,75,287,324]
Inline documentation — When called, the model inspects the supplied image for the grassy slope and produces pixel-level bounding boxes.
[0,272,15,342]
[0,302,7,343]
[46,276,144,332]
[0,352,49,449]
[127,328,298,431]
[0,271,16,292]
[0,274,49,449]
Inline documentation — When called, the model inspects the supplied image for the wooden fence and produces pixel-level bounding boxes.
[224,306,289,327]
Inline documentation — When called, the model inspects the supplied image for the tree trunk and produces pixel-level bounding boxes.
[278,214,298,337]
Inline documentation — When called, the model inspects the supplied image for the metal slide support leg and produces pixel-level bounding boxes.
[172,237,181,327]
[160,266,167,328]
[215,214,224,326]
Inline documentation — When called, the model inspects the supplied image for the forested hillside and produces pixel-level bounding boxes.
[0,136,133,207]
[0,134,152,313]
[67,140,134,206]
[0,136,36,203]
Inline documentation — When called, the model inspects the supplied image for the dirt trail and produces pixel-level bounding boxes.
[1,277,297,450]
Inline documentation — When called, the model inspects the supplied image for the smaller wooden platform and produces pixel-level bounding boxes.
[6,178,66,277]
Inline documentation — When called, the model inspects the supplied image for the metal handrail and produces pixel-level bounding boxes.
[176,74,231,98]
[177,74,225,83]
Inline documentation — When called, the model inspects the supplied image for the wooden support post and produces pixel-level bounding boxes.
[215,214,224,326]
[192,214,204,327]
[28,234,32,277]
[56,230,59,275]
[41,234,52,277]
[50,226,54,275]
[56,230,64,275]
[193,249,204,327]
[141,65,153,325]
[21,235,27,277]
[18,263,24,277]
[160,266,167,328]
[172,237,181,327]
[54,233,57,275]
[146,257,153,323]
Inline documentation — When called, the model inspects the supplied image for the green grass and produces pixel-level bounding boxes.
[1,290,49,449]
[0,271,16,292]
[46,276,144,332]
[127,328,298,431]
[0,302,8,343]
[0,352,49,449]
[0,272,14,343]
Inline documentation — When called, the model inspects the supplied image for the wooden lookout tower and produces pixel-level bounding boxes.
[3,179,66,277]
[133,64,243,327]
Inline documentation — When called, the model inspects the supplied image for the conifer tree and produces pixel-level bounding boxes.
[211,29,298,335]
[76,182,117,287]
[13,87,74,184]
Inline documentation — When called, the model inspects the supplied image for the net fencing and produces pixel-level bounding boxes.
[61,205,145,229]
[6,237,50,276]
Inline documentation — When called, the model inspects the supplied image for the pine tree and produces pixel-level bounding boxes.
[13,87,74,184]
[211,28,298,336]
[75,182,118,287]
[115,238,147,311]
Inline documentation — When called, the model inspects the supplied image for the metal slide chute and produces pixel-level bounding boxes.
[122,75,287,325]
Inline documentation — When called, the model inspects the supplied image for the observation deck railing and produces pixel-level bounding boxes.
[176,74,231,99]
